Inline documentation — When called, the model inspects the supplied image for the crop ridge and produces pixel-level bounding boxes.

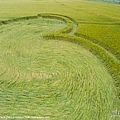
[38,13,120,99]
[75,32,120,60]
[43,33,120,98]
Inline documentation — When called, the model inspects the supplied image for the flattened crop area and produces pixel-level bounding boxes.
[0,17,66,40]
[0,17,119,119]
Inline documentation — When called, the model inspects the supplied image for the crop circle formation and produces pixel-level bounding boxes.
[0,14,119,119]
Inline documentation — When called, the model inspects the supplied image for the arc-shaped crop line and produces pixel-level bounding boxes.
[40,14,120,99]
[0,13,77,35]
[0,13,119,99]
[38,13,78,36]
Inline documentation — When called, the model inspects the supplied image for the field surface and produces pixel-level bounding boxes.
[0,0,120,120]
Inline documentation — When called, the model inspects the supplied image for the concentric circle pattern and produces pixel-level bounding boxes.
[0,17,118,119]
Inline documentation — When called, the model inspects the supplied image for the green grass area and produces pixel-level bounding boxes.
[0,0,120,119]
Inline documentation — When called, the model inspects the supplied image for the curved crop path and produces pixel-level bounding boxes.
[0,16,119,119]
